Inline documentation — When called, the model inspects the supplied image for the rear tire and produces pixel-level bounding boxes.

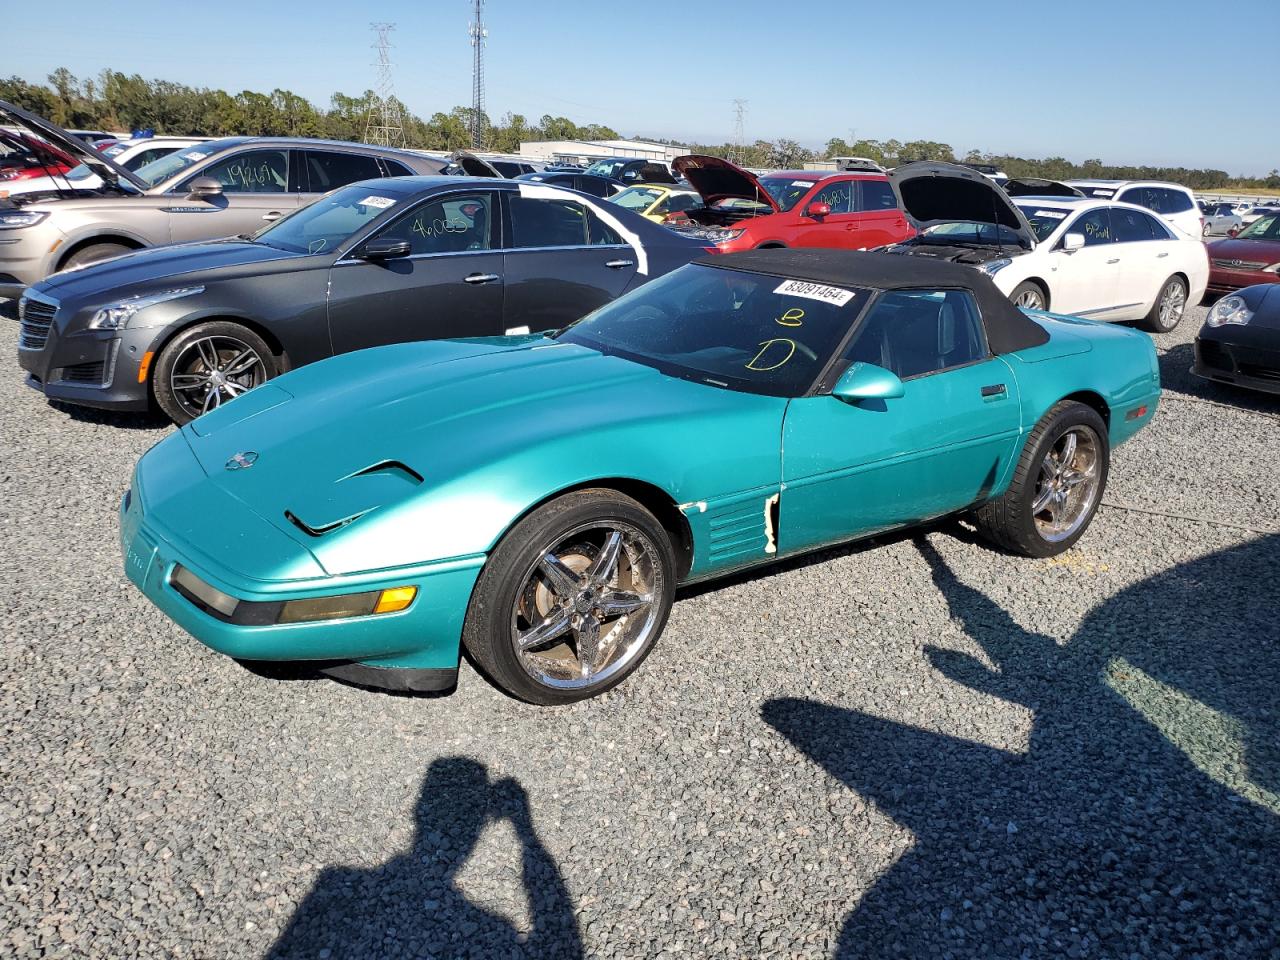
[152,321,277,426]
[61,242,133,271]
[973,400,1109,558]
[462,489,676,705]
[1009,281,1047,311]
[1139,275,1188,333]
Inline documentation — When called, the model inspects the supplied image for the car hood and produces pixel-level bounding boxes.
[450,150,504,178]
[1207,237,1280,263]
[1002,177,1084,199]
[672,155,780,212]
[0,98,147,194]
[34,240,305,302]
[888,161,1036,248]
[175,336,783,574]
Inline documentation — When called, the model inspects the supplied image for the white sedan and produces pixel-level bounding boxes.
[885,163,1209,333]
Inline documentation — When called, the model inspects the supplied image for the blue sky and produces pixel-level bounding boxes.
[6,0,1276,175]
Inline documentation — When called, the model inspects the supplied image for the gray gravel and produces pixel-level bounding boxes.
[1,300,1278,959]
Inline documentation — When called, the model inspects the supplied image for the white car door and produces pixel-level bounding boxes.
[1109,206,1173,319]
[1048,207,1120,317]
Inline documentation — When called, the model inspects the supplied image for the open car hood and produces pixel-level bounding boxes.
[888,161,1036,248]
[450,150,504,178]
[0,99,147,193]
[672,155,779,212]
[1003,177,1084,199]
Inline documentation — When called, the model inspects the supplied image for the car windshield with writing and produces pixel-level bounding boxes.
[250,185,400,254]
[556,263,867,397]
[132,140,239,188]
[757,177,815,212]
[1018,206,1071,242]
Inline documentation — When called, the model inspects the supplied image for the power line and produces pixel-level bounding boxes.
[364,23,405,147]
[469,0,488,150]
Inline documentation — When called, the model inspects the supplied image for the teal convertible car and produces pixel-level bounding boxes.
[121,250,1160,704]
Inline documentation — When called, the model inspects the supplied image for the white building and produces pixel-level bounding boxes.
[519,138,690,166]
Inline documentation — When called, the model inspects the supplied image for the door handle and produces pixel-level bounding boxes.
[1106,258,1120,264]
[261,211,283,222]
[1157,251,1169,258]
[463,273,500,284]
[604,259,634,269]
[981,383,1007,399]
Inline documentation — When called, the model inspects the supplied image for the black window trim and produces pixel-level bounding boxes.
[334,186,503,263]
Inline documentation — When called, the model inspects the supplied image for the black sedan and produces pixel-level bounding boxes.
[515,171,624,199]
[1192,283,1280,395]
[17,176,708,424]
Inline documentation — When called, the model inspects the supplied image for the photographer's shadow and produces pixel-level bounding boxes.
[270,757,583,959]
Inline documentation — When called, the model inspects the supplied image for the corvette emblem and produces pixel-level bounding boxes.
[225,451,259,471]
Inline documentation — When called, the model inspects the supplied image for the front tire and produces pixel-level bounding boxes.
[973,400,1109,558]
[61,242,133,271]
[1010,281,1047,311]
[152,321,277,426]
[462,489,677,705]
[1139,275,1188,333]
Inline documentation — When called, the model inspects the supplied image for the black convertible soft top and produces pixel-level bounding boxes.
[701,248,1050,354]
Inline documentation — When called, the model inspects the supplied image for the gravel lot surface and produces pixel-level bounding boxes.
[2,299,1278,959]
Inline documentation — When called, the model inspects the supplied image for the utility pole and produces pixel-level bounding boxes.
[469,0,488,150]
[364,23,405,147]
[731,99,747,165]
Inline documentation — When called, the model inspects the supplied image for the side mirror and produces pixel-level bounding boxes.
[362,238,412,261]
[831,362,905,404]
[806,201,832,219]
[1062,232,1085,252]
[186,176,223,200]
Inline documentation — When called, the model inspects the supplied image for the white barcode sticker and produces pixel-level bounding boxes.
[358,195,396,209]
[774,279,855,306]
[1034,210,1067,219]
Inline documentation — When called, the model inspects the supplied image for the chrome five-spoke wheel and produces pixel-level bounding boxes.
[1031,425,1102,543]
[512,523,664,690]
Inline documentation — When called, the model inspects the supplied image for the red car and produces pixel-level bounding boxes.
[668,155,913,253]
[1205,211,1280,296]
[0,130,75,183]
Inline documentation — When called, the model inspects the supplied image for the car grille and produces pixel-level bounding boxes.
[18,293,58,351]
[1197,340,1231,371]
[57,361,106,384]
[1211,258,1268,270]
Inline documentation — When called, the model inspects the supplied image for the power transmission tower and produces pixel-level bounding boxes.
[731,99,747,165]
[364,23,405,147]
[469,0,488,149]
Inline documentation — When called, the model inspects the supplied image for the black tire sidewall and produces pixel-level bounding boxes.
[152,321,277,425]
[1016,404,1110,557]
[1010,281,1046,311]
[462,490,677,705]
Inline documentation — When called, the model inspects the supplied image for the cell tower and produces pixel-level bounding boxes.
[469,0,488,149]
[364,22,405,147]
[731,99,747,165]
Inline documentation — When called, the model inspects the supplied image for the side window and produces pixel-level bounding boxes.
[811,181,853,214]
[586,206,625,245]
[1112,206,1159,243]
[1160,189,1193,213]
[858,180,897,211]
[193,150,289,194]
[1118,187,1155,211]
[510,195,590,247]
[304,151,383,192]
[380,158,415,177]
[1067,208,1113,245]
[376,193,494,255]
[842,290,986,381]
[1141,211,1173,239]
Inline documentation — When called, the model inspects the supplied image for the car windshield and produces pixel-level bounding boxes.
[610,186,663,211]
[1017,205,1071,242]
[758,177,815,212]
[1237,214,1280,240]
[585,158,629,178]
[132,141,234,187]
[920,221,1027,246]
[250,185,402,254]
[555,264,869,397]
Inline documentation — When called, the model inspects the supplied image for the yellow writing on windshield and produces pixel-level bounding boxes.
[776,308,805,327]
[746,339,797,372]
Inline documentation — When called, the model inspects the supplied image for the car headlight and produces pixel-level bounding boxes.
[1263,262,1280,274]
[672,225,745,243]
[0,210,47,229]
[88,286,204,330]
[1206,295,1253,327]
[978,258,1012,275]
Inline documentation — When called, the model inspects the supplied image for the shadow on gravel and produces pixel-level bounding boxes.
[765,535,1280,959]
[270,757,583,959]
[1157,343,1280,416]
[48,400,172,431]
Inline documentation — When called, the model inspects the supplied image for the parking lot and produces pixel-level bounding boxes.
[2,302,1278,958]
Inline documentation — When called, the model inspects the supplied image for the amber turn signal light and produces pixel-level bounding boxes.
[374,586,417,614]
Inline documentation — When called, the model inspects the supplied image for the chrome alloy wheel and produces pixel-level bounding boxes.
[1158,279,1186,329]
[169,336,267,419]
[1014,288,1045,310]
[511,522,664,690]
[1032,426,1102,543]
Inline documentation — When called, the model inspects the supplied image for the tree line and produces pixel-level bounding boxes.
[2,69,1276,191]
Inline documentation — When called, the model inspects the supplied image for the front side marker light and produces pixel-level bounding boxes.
[277,585,418,624]
[374,585,417,614]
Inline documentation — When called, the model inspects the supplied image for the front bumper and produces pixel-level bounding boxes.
[120,490,485,688]
[1192,336,1280,396]
[19,301,156,411]
[1206,269,1278,296]
[0,225,62,297]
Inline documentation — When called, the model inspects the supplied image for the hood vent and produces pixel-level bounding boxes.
[284,460,423,538]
